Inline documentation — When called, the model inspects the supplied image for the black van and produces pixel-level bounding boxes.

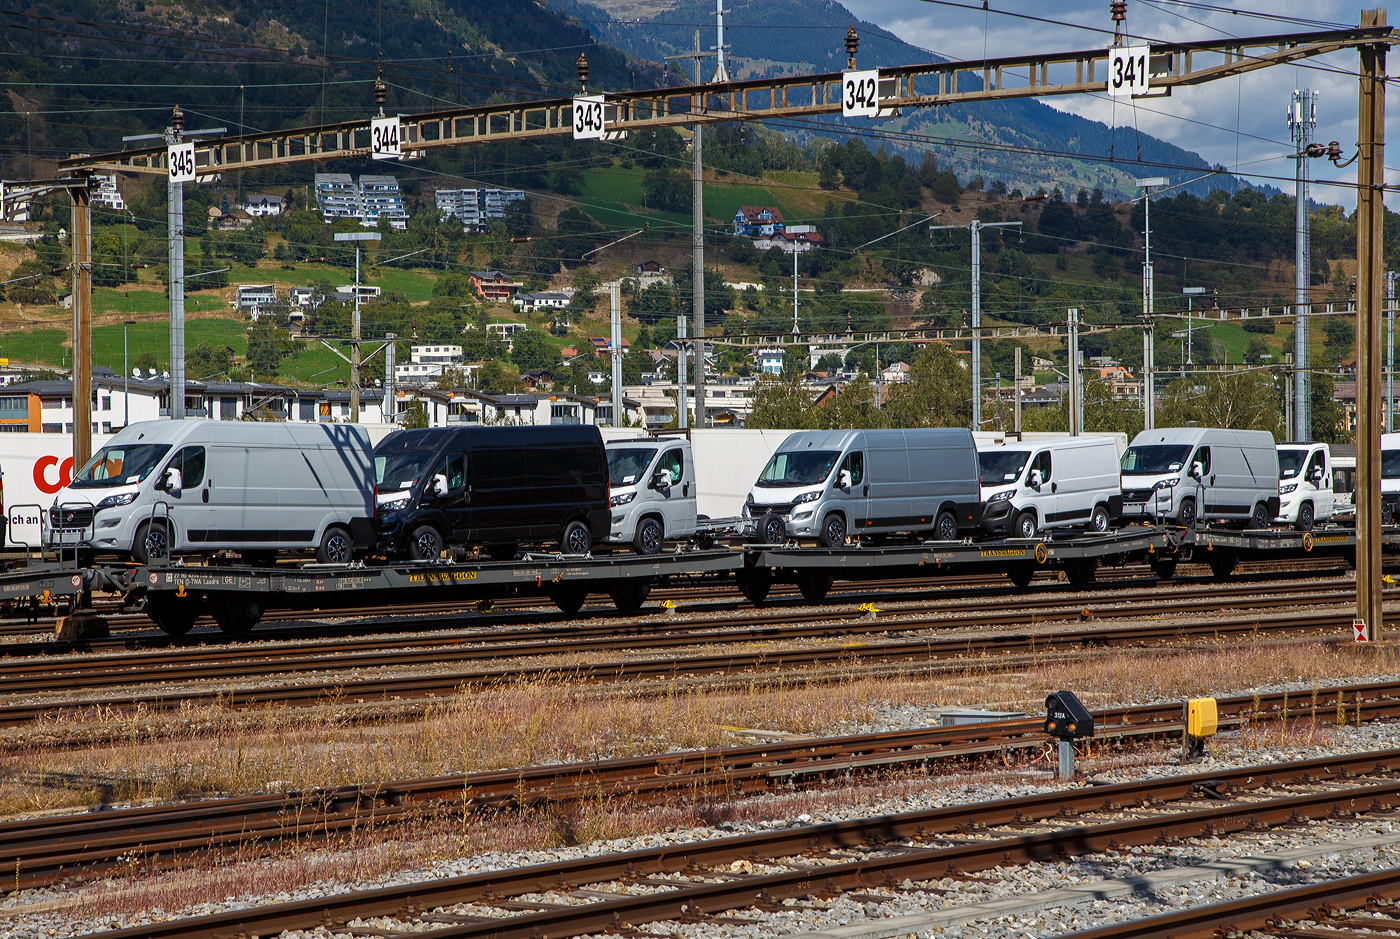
[372,425,610,560]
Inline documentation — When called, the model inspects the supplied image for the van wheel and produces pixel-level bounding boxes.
[1176,497,1197,529]
[1250,502,1270,531]
[934,510,958,541]
[1295,502,1315,532]
[408,525,444,561]
[817,512,846,548]
[633,517,663,555]
[1014,511,1037,539]
[561,520,592,555]
[756,512,787,546]
[316,526,352,564]
[210,594,263,636]
[132,521,171,566]
[1088,504,1110,533]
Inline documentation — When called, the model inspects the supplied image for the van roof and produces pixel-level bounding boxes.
[977,435,1118,453]
[375,424,603,453]
[110,420,370,448]
[1129,427,1276,447]
[776,428,974,451]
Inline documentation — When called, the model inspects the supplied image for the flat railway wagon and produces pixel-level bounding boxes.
[0,522,1389,634]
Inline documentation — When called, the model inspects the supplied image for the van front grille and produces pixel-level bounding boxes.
[751,502,796,517]
[1121,489,1154,503]
[49,506,94,530]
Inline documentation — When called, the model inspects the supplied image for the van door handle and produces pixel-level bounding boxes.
[863,483,869,497]
[1051,482,1058,493]
[202,489,209,503]
[683,482,689,497]
[1210,474,1216,486]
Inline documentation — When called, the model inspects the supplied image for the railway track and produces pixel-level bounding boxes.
[55,748,1400,939]
[7,680,1400,893]
[0,604,1385,727]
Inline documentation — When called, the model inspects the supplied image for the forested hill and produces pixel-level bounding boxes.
[0,0,661,178]
[555,0,1259,200]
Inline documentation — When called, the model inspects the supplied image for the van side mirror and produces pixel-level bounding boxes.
[160,467,182,495]
[1310,466,1325,483]
[1190,461,1204,480]
[837,469,852,490]
[653,469,672,490]
[430,474,449,497]
[1027,469,1042,489]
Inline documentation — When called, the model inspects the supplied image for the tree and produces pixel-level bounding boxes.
[1156,371,1286,439]
[511,329,554,371]
[187,341,229,381]
[475,359,524,394]
[882,343,973,428]
[246,321,294,377]
[642,169,689,212]
[814,352,844,374]
[400,397,429,429]
[132,351,159,376]
[747,373,819,429]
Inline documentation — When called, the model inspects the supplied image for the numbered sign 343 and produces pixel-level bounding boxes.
[573,95,605,140]
[168,141,196,183]
[371,116,401,160]
[1107,46,1151,97]
[843,70,879,118]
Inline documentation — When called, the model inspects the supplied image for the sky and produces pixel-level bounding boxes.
[834,0,1394,210]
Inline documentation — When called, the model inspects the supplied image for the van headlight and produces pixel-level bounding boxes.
[794,490,822,505]
[986,489,1013,502]
[1153,477,1179,490]
[96,492,138,510]
[1280,483,1297,494]
[609,491,636,507]
[379,497,411,512]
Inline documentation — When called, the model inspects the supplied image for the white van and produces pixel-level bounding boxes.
[605,437,697,553]
[1275,441,1334,530]
[1383,434,1400,523]
[1120,427,1280,528]
[745,428,981,545]
[46,421,374,564]
[978,436,1123,538]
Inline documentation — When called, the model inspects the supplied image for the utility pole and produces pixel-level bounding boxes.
[384,332,397,425]
[930,218,1021,427]
[610,281,623,428]
[677,313,688,430]
[334,231,381,423]
[792,247,799,335]
[1067,307,1081,436]
[166,112,185,421]
[1290,88,1317,441]
[71,176,93,459]
[1387,270,1395,434]
[1355,8,1387,641]
[1013,345,1022,434]
[1137,177,1169,431]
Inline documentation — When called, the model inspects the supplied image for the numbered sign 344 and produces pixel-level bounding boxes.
[371,116,401,160]
[168,142,196,183]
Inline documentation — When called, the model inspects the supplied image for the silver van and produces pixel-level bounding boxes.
[1120,427,1280,528]
[745,428,981,545]
[1275,441,1334,530]
[979,436,1123,538]
[605,437,697,553]
[46,420,374,564]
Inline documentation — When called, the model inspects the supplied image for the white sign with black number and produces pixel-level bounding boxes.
[168,141,196,184]
[842,69,879,118]
[370,116,401,160]
[572,95,605,140]
[1107,45,1151,97]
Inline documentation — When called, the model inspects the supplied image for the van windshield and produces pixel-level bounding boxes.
[1277,449,1308,479]
[978,450,1029,485]
[756,449,840,488]
[608,448,656,487]
[1384,449,1400,480]
[376,451,437,491]
[69,443,171,489]
[1121,444,1192,475]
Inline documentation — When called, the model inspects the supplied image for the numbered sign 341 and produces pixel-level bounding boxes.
[1107,46,1151,97]
[573,95,605,140]
[168,142,196,183]
[842,70,879,118]
[371,116,401,160]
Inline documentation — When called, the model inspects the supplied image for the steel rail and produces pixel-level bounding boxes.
[6,683,1400,893]
[0,607,1379,725]
[69,769,1400,939]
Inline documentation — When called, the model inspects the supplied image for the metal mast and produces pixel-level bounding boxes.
[1290,88,1317,440]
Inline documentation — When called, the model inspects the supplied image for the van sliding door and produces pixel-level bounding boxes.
[469,441,527,542]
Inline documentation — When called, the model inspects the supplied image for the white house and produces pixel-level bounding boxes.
[514,291,570,312]
[236,284,278,315]
[243,193,286,217]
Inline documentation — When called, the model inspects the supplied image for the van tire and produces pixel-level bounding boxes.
[1176,497,1197,529]
[1089,504,1110,533]
[757,512,787,546]
[1295,502,1315,532]
[561,520,592,555]
[934,510,959,541]
[633,516,663,555]
[1014,511,1038,539]
[817,512,846,548]
[133,521,171,566]
[408,525,444,561]
[316,526,352,564]
[1250,502,1270,531]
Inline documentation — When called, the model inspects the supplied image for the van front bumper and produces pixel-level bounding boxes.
[979,499,1017,536]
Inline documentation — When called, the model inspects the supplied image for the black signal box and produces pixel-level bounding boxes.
[1044,690,1094,740]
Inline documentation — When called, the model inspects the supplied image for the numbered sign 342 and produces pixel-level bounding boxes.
[168,142,196,183]
[842,70,879,118]
[573,95,605,140]
[371,116,401,160]
[1107,46,1151,97]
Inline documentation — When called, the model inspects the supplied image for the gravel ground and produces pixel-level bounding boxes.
[6,714,1400,939]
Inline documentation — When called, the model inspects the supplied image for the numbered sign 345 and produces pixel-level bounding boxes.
[1107,46,1151,97]
[573,95,605,140]
[842,70,879,118]
[371,116,401,160]
[168,142,196,183]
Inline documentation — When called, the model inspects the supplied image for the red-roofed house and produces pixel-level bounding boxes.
[733,205,786,237]
[469,270,523,302]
